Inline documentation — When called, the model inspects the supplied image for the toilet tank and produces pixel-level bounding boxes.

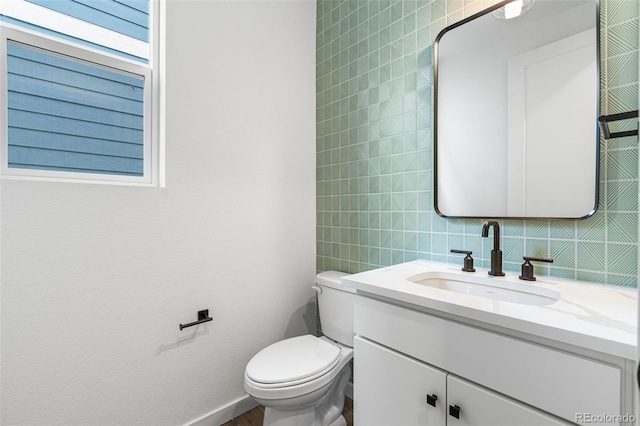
[315,271,355,347]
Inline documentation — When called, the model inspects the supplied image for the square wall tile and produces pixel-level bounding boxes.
[316,0,638,287]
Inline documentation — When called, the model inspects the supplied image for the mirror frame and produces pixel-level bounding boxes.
[433,0,601,220]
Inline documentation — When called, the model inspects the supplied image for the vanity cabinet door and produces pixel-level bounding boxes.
[446,375,572,426]
[354,336,447,426]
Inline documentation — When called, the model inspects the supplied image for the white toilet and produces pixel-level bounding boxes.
[244,271,355,426]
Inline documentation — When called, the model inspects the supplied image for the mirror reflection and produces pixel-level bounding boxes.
[434,0,599,219]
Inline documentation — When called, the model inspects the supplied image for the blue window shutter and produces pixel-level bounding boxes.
[7,43,145,176]
[26,0,149,42]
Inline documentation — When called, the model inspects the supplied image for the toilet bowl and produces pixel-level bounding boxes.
[244,271,354,426]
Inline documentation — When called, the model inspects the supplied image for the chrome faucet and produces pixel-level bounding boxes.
[481,220,505,276]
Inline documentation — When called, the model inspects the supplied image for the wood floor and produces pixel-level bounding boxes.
[222,397,353,426]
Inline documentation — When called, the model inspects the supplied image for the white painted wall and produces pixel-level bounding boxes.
[0,1,317,424]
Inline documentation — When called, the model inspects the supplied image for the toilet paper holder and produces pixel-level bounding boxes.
[179,309,212,330]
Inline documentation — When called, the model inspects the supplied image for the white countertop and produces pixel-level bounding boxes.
[342,260,638,360]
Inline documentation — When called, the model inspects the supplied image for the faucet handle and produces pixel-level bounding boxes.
[450,249,476,272]
[519,256,553,281]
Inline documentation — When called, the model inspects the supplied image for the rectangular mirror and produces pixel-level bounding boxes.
[434,0,599,219]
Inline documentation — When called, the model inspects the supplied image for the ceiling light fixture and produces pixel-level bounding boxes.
[493,0,535,19]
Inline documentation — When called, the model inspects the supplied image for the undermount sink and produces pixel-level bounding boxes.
[407,271,560,306]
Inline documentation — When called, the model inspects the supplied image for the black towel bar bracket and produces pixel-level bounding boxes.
[179,309,212,330]
[598,110,639,139]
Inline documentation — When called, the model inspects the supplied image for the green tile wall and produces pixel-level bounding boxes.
[316,0,640,287]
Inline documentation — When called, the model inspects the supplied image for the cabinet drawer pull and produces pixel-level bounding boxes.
[426,394,438,407]
[449,404,461,419]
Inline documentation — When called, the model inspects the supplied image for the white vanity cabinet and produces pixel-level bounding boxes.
[354,336,447,426]
[355,337,570,426]
[353,295,632,426]
[445,374,571,426]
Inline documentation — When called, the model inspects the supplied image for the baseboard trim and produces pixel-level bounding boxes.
[185,383,353,426]
[184,394,259,426]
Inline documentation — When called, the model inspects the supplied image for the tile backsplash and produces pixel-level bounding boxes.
[316,0,639,287]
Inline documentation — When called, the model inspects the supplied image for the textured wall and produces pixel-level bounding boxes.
[316,0,639,287]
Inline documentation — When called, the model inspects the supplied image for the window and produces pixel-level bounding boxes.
[0,0,162,185]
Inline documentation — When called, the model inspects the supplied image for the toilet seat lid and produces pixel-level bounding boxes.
[246,335,340,385]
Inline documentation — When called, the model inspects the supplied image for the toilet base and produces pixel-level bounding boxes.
[263,409,346,426]
[328,415,347,426]
[259,363,351,426]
